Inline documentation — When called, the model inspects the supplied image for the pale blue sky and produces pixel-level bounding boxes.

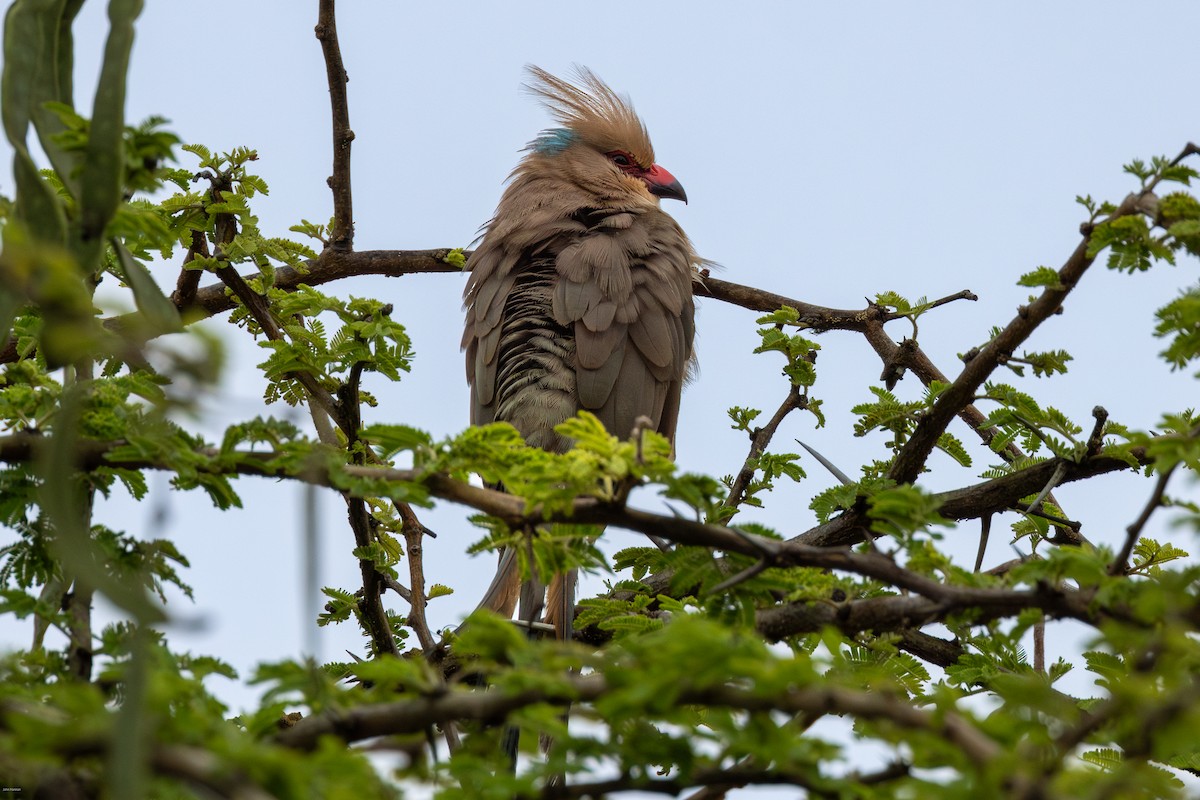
[2,1,1198,792]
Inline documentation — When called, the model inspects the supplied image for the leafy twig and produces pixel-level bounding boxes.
[723,386,805,512]
[1108,465,1177,576]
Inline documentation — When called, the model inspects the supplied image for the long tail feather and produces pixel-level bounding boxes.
[459,547,521,636]
[543,569,577,642]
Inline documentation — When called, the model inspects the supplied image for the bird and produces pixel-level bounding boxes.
[462,65,697,643]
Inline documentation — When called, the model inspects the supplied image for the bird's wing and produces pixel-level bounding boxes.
[464,206,584,451]
[552,210,695,444]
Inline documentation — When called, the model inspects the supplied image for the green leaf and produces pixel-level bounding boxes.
[361,424,433,460]
[1017,266,1064,290]
[727,406,761,432]
[1154,285,1200,373]
[1129,537,1189,576]
[866,484,949,539]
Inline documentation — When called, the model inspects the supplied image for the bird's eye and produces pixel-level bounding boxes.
[608,152,633,168]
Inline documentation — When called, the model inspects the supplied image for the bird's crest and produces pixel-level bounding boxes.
[524,65,655,167]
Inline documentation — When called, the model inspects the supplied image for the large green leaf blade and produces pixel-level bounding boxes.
[112,238,182,335]
[1,0,69,244]
[78,0,143,270]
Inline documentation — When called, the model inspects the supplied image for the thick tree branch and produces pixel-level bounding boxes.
[274,670,1001,766]
[0,431,1163,649]
[793,450,1144,548]
[541,761,910,799]
[0,248,938,364]
[171,229,206,311]
[0,432,1147,539]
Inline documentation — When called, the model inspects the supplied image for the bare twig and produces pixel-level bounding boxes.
[1086,405,1109,456]
[381,575,412,603]
[1010,503,1081,531]
[315,0,354,250]
[398,503,436,653]
[708,558,770,595]
[1109,407,1200,576]
[921,289,978,313]
[397,501,461,751]
[973,514,991,573]
[171,229,206,310]
[1026,461,1068,515]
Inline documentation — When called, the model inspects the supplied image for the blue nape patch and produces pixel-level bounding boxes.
[531,127,577,155]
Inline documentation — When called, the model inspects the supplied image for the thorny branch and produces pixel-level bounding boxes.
[398,502,436,653]
[63,240,1100,549]
[888,144,1196,486]
[0,434,1147,557]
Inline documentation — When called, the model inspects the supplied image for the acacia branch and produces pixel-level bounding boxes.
[755,592,1043,644]
[0,247,907,364]
[398,503,435,653]
[889,148,1194,486]
[0,434,1150,607]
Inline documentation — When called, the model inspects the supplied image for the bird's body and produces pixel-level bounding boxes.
[463,66,697,634]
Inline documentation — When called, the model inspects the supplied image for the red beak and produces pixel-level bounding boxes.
[642,163,687,204]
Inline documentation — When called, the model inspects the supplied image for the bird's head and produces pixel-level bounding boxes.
[522,66,687,205]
